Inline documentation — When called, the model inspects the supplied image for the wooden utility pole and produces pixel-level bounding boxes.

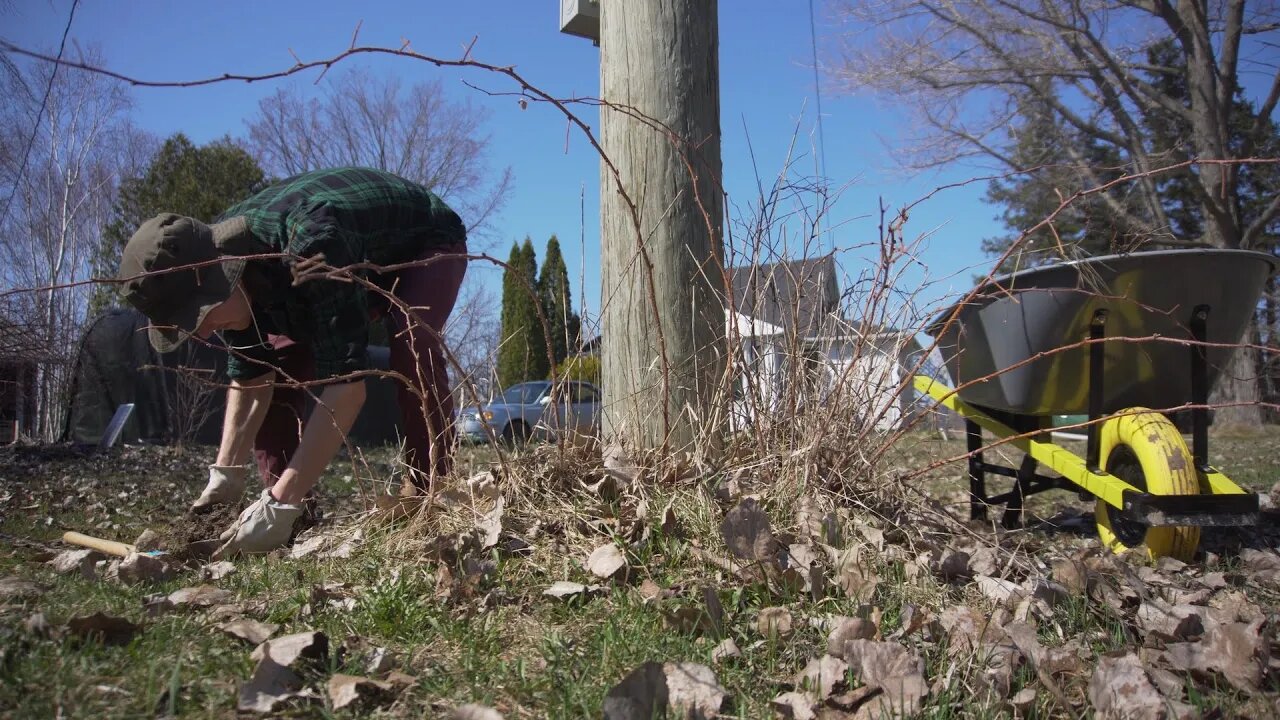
[598,0,726,453]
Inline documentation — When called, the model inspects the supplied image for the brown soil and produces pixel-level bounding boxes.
[154,504,241,560]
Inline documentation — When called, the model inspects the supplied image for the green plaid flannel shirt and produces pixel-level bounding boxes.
[219,167,466,381]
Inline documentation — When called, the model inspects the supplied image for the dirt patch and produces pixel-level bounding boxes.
[153,504,240,560]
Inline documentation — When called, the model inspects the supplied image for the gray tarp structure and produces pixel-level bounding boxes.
[64,308,403,447]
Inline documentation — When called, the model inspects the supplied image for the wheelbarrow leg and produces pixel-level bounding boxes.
[966,419,988,521]
[1190,305,1211,471]
[1086,309,1108,474]
[1002,455,1037,529]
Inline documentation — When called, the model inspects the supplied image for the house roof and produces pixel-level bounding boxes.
[729,256,839,338]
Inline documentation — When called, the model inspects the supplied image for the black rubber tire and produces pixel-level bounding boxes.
[501,421,530,446]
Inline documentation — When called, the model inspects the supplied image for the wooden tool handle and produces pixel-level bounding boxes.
[62,531,135,558]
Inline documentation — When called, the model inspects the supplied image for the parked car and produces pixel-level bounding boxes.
[458,380,601,444]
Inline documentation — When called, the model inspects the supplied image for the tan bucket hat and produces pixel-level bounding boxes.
[119,213,251,352]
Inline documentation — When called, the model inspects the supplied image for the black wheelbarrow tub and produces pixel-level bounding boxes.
[927,249,1275,417]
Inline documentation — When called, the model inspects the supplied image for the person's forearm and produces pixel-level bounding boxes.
[270,380,366,504]
[215,373,276,467]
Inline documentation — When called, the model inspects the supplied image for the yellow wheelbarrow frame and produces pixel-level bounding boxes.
[914,375,1259,561]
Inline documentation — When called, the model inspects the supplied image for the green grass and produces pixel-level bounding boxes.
[2,427,1277,718]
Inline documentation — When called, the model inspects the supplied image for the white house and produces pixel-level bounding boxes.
[727,257,931,432]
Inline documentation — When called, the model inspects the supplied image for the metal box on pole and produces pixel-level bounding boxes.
[559,0,599,43]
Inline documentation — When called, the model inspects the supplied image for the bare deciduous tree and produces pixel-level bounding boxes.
[0,49,135,439]
[244,66,512,242]
[446,282,500,406]
[830,0,1280,424]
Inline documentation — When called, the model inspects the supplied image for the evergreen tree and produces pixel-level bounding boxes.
[521,237,550,381]
[497,241,525,388]
[982,41,1280,274]
[537,235,582,367]
[496,237,548,386]
[981,92,1143,273]
[91,134,265,314]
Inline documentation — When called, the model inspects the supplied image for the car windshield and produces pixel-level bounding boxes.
[496,383,546,405]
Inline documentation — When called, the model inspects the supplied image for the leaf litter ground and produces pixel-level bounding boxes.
[0,431,1278,718]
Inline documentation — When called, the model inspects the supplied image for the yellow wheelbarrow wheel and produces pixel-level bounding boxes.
[1094,408,1200,561]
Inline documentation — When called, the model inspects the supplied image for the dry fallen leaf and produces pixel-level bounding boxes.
[1239,549,1280,588]
[1088,652,1194,720]
[168,585,234,609]
[1011,687,1037,713]
[386,671,417,687]
[207,603,249,620]
[636,579,664,602]
[201,560,237,581]
[453,704,505,720]
[49,549,102,579]
[239,631,328,713]
[711,638,741,663]
[771,691,817,720]
[1001,621,1077,711]
[1051,557,1090,594]
[464,469,501,500]
[1208,590,1264,624]
[788,544,821,572]
[238,657,309,713]
[967,547,1000,577]
[827,617,878,657]
[889,604,928,640]
[603,662,668,720]
[66,612,141,645]
[0,576,45,599]
[289,535,327,559]
[796,655,849,699]
[839,639,929,717]
[835,550,879,603]
[477,496,504,550]
[794,495,826,542]
[602,443,641,484]
[587,543,628,580]
[1162,618,1264,692]
[663,661,729,718]
[24,612,50,637]
[327,673,394,710]
[721,498,778,565]
[250,630,329,668]
[758,606,794,638]
[657,498,680,537]
[936,550,971,582]
[321,537,359,560]
[366,646,395,675]
[974,575,1025,607]
[218,619,279,645]
[1135,602,1204,642]
[543,581,605,600]
[857,523,886,552]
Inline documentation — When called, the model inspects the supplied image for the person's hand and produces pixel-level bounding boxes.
[191,465,249,512]
[210,489,304,559]
[289,252,351,286]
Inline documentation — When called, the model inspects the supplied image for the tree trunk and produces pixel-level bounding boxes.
[1209,324,1262,427]
[599,0,727,452]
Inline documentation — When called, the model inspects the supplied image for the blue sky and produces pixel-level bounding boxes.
[8,0,1000,326]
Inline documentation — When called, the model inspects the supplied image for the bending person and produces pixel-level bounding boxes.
[119,167,468,557]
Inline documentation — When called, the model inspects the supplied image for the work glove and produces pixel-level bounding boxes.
[191,464,249,512]
[211,488,304,559]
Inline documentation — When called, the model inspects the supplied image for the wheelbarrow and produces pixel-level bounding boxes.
[915,248,1275,561]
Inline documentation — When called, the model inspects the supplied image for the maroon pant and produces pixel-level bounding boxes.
[252,243,467,491]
